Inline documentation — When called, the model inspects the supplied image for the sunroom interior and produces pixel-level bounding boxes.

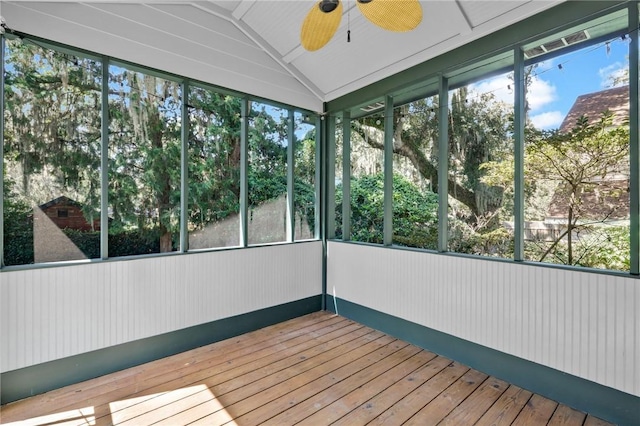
[0,0,639,425]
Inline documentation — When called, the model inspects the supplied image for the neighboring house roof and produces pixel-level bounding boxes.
[559,85,629,133]
[38,195,84,210]
[546,179,629,221]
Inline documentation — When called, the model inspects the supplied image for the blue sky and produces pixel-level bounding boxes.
[471,36,630,130]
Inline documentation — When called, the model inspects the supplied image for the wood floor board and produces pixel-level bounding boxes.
[259,344,424,425]
[547,404,588,425]
[512,394,560,425]
[403,368,489,425]
[0,311,614,426]
[370,361,471,425]
[296,350,439,425]
[438,376,510,425]
[475,384,535,426]
[330,355,453,426]
[189,337,404,425]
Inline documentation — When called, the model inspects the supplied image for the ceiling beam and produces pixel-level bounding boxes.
[231,0,256,21]
[454,0,474,35]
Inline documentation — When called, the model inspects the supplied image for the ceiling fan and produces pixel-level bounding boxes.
[301,0,423,51]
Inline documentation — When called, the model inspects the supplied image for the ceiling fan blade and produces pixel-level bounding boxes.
[356,0,422,32]
[301,0,344,51]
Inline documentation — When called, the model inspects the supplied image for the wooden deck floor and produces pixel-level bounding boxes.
[0,312,613,426]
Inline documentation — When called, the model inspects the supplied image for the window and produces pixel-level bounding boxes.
[1,36,319,269]
[448,66,515,258]
[347,111,385,244]
[332,114,344,239]
[3,38,102,265]
[247,102,288,245]
[392,96,439,249]
[187,86,241,250]
[294,112,316,241]
[523,10,630,271]
[108,65,181,257]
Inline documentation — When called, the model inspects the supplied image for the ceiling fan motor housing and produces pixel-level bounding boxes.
[319,0,339,13]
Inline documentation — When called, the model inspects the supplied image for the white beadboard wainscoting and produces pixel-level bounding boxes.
[1,241,322,374]
[326,241,640,397]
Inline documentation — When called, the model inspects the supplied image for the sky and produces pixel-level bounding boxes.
[471,35,630,130]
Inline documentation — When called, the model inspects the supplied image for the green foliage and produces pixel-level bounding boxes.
[188,89,242,228]
[524,226,630,271]
[3,176,34,266]
[336,173,438,248]
[449,219,513,258]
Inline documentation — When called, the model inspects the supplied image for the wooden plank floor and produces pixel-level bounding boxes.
[0,312,614,426]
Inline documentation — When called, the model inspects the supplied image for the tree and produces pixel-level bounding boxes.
[3,40,102,211]
[335,173,438,248]
[108,69,182,253]
[525,113,629,267]
[187,88,242,229]
[352,87,512,220]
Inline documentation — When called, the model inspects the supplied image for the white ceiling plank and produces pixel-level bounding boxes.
[230,0,256,20]
[86,3,285,74]
[459,0,529,28]
[2,1,323,110]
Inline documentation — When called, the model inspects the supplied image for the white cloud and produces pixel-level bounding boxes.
[527,76,557,112]
[598,62,628,88]
[530,111,564,130]
[469,73,556,112]
[471,74,514,105]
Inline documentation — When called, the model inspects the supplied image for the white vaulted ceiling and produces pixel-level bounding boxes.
[0,0,563,112]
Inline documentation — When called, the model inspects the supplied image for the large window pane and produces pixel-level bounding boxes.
[347,111,385,244]
[3,39,101,265]
[448,71,515,257]
[187,87,241,249]
[108,66,181,256]
[392,96,439,249]
[247,102,288,245]
[294,112,316,240]
[333,115,343,239]
[523,13,629,271]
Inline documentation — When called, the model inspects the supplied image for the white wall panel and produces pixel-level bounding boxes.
[327,242,640,397]
[1,242,322,372]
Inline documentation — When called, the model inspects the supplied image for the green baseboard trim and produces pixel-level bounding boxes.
[326,295,639,426]
[1,295,322,405]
